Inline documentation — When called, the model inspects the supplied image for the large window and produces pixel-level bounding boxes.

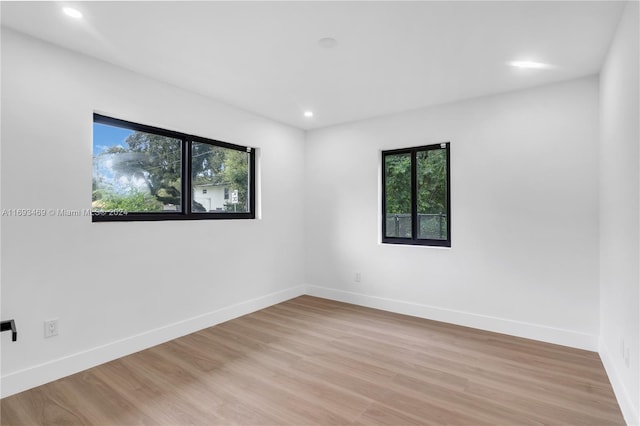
[382,143,450,247]
[92,114,255,221]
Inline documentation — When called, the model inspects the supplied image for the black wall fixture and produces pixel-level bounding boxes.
[1,319,17,341]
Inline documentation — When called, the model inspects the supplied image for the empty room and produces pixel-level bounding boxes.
[1,1,638,425]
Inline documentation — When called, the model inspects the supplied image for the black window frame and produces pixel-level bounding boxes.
[92,114,256,222]
[381,142,451,247]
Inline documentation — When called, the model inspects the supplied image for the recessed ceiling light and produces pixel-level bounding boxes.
[63,7,83,19]
[318,37,338,49]
[509,60,553,70]
[304,111,314,118]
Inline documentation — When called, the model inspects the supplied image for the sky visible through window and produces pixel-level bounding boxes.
[93,123,135,194]
[93,123,133,155]
[93,121,184,212]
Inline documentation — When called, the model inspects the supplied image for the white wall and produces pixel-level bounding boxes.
[0,29,306,397]
[599,2,640,424]
[1,12,636,419]
[305,76,600,350]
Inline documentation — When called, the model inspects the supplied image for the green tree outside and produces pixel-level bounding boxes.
[384,147,448,239]
[93,133,250,213]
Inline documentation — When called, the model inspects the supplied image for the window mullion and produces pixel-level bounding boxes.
[184,139,191,215]
[411,149,418,240]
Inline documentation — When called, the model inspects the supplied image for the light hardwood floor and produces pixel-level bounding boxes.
[1,296,625,425]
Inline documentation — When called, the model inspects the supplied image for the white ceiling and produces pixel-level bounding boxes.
[1,1,626,130]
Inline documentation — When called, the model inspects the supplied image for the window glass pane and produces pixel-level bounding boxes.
[417,148,447,240]
[192,142,250,213]
[92,123,182,213]
[384,153,412,237]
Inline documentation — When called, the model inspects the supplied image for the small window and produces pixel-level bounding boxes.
[92,114,255,221]
[382,143,450,247]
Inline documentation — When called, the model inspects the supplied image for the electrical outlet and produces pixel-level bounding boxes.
[44,319,59,338]
[355,272,361,282]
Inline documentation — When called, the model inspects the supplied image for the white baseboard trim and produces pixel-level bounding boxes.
[0,285,306,399]
[306,285,598,351]
[600,340,639,426]
[0,285,603,400]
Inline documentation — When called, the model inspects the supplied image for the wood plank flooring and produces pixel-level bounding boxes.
[1,296,625,425]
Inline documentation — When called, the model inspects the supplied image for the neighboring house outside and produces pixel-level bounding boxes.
[193,183,229,211]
